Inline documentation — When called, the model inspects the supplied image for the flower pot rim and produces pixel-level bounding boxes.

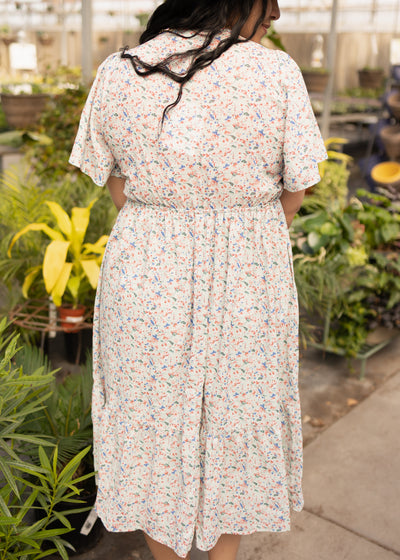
[57,303,86,311]
[371,161,400,184]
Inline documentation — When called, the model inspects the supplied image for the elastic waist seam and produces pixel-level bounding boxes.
[124,200,279,213]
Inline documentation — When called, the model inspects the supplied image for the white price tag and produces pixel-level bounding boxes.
[80,508,98,536]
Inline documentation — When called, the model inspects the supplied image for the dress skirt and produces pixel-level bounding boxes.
[91,198,303,557]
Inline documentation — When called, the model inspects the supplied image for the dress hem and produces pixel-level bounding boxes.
[95,503,303,557]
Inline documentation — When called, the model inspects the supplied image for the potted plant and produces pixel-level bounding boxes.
[0,69,73,129]
[358,66,385,90]
[301,67,330,93]
[36,31,54,46]
[0,319,94,559]
[7,198,108,331]
[292,186,400,373]
[0,25,17,46]
[22,353,104,554]
[0,85,51,129]
[302,137,352,210]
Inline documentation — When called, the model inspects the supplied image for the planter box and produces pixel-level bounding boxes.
[1,93,50,129]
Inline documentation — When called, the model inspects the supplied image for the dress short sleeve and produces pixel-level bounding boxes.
[277,51,328,192]
[69,56,123,187]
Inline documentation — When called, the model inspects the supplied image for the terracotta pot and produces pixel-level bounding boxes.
[358,69,384,89]
[301,71,330,93]
[58,304,86,333]
[380,124,400,161]
[391,64,400,82]
[1,93,50,129]
[387,91,400,120]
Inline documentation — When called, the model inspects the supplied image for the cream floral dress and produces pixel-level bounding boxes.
[70,29,327,558]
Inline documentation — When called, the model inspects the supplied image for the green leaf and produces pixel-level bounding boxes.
[57,445,91,484]
[320,222,341,236]
[0,455,20,497]
[381,223,399,243]
[5,434,54,446]
[0,493,12,518]
[0,514,19,525]
[53,536,71,560]
[10,462,48,479]
[33,528,72,538]
[14,536,40,549]
[32,548,59,559]
[38,446,52,473]
[388,291,400,309]
[53,510,72,530]
[15,488,39,524]
[52,445,59,481]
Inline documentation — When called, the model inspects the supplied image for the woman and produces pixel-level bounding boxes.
[70,1,327,559]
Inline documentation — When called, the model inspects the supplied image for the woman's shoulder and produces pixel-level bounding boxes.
[231,40,297,70]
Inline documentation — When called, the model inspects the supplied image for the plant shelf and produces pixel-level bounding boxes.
[308,337,394,379]
[9,299,93,364]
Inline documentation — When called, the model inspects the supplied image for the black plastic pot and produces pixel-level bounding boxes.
[63,328,93,364]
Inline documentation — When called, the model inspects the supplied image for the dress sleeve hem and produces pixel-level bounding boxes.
[283,153,328,193]
[68,156,108,187]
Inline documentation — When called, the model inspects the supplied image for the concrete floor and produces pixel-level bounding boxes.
[66,334,400,560]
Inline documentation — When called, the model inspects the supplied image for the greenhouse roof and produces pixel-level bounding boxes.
[0,0,400,33]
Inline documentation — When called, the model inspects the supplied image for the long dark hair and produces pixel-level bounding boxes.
[121,0,268,126]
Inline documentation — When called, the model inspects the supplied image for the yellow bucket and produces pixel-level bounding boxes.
[371,161,400,185]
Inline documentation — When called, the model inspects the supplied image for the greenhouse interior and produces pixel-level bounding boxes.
[0,0,399,559]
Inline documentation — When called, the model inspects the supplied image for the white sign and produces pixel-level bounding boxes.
[9,43,37,71]
[391,39,400,65]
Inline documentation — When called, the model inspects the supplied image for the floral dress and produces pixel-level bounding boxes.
[70,29,327,558]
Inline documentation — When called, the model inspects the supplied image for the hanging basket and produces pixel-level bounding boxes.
[358,69,384,89]
[301,70,330,93]
[38,34,54,46]
[1,93,50,129]
[1,35,17,46]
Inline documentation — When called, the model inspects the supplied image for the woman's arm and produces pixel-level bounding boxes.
[279,189,305,228]
[107,176,127,211]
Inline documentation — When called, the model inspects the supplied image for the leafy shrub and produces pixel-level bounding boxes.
[0,319,93,559]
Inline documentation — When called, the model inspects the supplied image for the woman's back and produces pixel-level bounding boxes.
[74,30,324,207]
